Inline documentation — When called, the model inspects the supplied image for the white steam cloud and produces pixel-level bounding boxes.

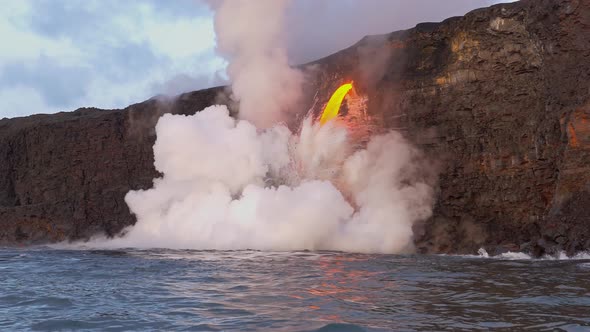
[103,106,434,253]
[93,0,437,253]
[213,0,303,128]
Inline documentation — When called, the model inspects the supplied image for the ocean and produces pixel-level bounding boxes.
[1,248,589,331]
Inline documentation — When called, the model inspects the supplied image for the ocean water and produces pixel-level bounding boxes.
[1,248,589,331]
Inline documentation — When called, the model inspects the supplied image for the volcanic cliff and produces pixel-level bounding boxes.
[1,0,589,256]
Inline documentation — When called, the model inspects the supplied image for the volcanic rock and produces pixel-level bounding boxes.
[1,0,589,256]
[304,0,590,256]
[0,88,223,244]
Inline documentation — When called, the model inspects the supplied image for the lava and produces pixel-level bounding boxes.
[319,82,354,126]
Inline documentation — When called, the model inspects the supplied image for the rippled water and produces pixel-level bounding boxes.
[1,248,589,331]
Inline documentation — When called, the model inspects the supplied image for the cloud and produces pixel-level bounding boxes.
[0,0,221,118]
[0,56,91,109]
[0,86,58,119]
[150,72,227,97]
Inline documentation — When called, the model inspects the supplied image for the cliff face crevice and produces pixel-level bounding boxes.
[1,0,588,255]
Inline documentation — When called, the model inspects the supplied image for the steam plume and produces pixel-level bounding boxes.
[94,0,437,254]
[213,0,303,128]
[103,106,434,253]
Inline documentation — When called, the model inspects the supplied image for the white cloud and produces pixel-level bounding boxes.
[0,2,83,64]
[143,17,215,59]
[0,85,58,119]
[0,0,222,118]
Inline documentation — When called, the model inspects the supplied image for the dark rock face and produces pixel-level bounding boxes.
[304,0,590,255]
[1,0,588,255]
[0,88,223,244]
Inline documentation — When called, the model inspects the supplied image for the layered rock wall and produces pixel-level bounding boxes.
[305,0,590,254]
[0,89,221,243]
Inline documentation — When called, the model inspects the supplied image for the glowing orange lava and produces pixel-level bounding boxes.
[319,82,353,126]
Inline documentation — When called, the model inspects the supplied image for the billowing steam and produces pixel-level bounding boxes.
[104,106,434,253]
[213,0,303,128]
[95,0,437,253]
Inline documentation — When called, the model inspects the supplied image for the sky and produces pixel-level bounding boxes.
[0,0,514,119]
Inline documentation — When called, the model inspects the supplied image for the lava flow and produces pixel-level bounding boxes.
[319,82,354,126]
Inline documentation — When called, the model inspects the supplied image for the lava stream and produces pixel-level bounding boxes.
[319,82,354,126]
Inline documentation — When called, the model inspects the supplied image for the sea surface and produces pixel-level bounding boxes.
[1,248,589,331]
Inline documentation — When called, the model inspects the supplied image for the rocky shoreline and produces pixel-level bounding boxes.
[1,0,589,256]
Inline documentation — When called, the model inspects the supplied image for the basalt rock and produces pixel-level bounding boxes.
[304,0,590,256]
[0,88,224,245]
[1,0,589,256]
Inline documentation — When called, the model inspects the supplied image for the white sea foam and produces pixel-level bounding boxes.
[459,248,590,260]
